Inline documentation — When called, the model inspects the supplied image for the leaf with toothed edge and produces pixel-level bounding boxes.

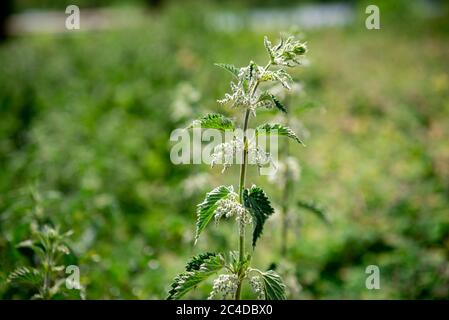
[270,94,288,113]
[195,185,234,243]
[256,123,305,146]
[167,253,224,300]
[214,63,240,78]
[188,113,235,131]
[259,269,287,300]
[243,185,275,248]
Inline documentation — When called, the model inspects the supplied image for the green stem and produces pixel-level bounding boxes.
[235,108,251,300]
[235,61,272,300]
[280,106,291,257]
[280,136,290,257]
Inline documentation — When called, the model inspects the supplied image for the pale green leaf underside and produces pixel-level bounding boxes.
[167,253,224,300]
[243,185,274,248]
[256,123,305,146]
[7,266,43,285]
[195,185,233,243]
[188,113,235,131]
[260,270,287,300]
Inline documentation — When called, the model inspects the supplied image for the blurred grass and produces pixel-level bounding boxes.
[1,0,449,299]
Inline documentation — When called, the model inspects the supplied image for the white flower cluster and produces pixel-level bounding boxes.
[208,274,239,300]
[248,143,274,168]
[218,35,307,118]
[211,139,243,173]
[211,137,274,172]
[214,192,238,219]
[249,276,265,300]
[236,207,252,226]
[214,192,252,226]
[217,64,260,109]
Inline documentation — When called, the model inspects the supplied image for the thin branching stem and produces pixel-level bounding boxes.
[235,61,273,300]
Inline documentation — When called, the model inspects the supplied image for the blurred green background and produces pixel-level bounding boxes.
[0,0,449,299]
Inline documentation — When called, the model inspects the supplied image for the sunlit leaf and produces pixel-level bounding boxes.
[195,185,234,243]
[167,252,224,300]
[188,113,235,131]
[256,123,305,146]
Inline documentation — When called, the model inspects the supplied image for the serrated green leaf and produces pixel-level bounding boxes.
[270,95,288,113]
[188,113,235,131]
[195,186,234,243]
[214,63,240,78]
[243,185,275,248]
[297,200,329,224]
[259,270,287,300]
[167,253,224,300]
[7,266,43,285]
[256,123,305,146]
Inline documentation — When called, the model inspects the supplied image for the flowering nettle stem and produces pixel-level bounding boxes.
[168,34,308,301]
[235,107,251,300]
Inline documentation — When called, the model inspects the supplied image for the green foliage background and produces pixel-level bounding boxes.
[1,0,449,299]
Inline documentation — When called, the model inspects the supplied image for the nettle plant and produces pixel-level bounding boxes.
[167,35,307,300]
[7,190,82,299]
[7,224,79,299]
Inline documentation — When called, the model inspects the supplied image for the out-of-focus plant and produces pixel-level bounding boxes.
[167,35,308,300]
[267,84,329,258]
[6,190,82,300]
[7,223,82,299]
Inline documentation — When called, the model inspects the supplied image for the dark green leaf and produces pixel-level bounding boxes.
[243,185,275,248]
[270,95,288,113]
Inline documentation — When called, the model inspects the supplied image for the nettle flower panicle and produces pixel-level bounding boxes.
[264,36,307,67]
[214,192,236,219]
[218,62,261,109]
[214,192,252,226]
[250,276,266,300]
[248,141,274,169]
[211,138,243,173]
[208,274,239,300]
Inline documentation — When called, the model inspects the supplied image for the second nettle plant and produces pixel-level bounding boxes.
[167,35,308,300]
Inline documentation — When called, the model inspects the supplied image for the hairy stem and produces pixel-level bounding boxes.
[280,135,290,257]
[235,108,251,300]
[235,61,272,300]
[280,104,291,257]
